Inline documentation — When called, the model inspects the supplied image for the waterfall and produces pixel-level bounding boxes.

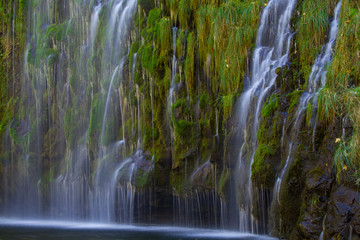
[170,27,178,106]
[168,26,178,166]
[234,0,297,233]
[1,0,145,223]
[90,0,138,222]
[168,26,178,118]
[274,1,341,207]
[1,0,347,236]
[89,3,102,51]
[99,64,121,149]
[172,189,223,228]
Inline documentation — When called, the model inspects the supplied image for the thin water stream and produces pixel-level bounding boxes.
[234,0,297,233]
[273,0,341,207]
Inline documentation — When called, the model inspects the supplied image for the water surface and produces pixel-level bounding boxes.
[0,219,276,240]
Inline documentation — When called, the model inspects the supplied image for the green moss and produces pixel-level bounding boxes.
[88,93,104,137]
[306,102,313,127]
[217,168,229,198]
[0,97,16,135]
[262,94,279,119]
[276,155,303,237]
[253,92,282,190]
[174,120,195,137]
[199,93,210,110]
[156,18,171,52]
[64,97,81,148]
[252,144,275,187]
[135,169,150,188]
[170,169,185,193]
[287,90,303,113]
[178,0,191,29]
[45,21,70,42]
[147,8,162,29]
[128,40,140,68]
[144,126,159,149]
[184,32,196,98]
[172,98,191,116]
[141,44,154,71]
[215,94,235,122]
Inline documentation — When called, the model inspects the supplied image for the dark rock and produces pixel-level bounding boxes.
[352,198,360,235]
[191,161,212,188]
[324,185,360,239]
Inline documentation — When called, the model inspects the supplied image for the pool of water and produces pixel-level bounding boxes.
[0,218,276,240]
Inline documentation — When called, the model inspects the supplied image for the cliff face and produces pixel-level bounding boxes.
[0,0,359,239]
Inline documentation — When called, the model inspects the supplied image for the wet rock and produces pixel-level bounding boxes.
[14,118,30,137]
[305,169,333,193]
[351,198,360,235]
[324,185,360,239]
[191,161,212,188]
[288,127,335,240]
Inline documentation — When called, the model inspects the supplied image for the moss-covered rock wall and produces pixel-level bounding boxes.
[1,0,360,239]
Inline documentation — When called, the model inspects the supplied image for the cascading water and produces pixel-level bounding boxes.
[234,0,297,233]
[1,0,151,223]
[89,2,102,51]
[273,1,341,207]
[168,26,178,151]
[2,0,53,218]
[171,158,225,229]
[169,27,178,107]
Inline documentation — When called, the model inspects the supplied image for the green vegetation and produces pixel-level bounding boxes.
[252,94,281,188]
[197,0,265,95]
[0,0,27,135]
[297,0,334,80]
[318,0,360,181]
[287,90,303,113]
[262,94,279,119]
[252,144,273,185]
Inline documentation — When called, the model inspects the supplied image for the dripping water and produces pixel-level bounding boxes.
[273,0,341,224]
[89,3,102,50]
[234,0,297,233]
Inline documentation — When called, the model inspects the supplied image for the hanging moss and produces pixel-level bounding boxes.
[88,93,104,138]
[215,93,235,122]
[135,168,151,188]
[306,102,313,127]
[287,90,304,114]
[199,93,210,110]
[141,44,154,71]
[252,144,274,186]
[184,31,195,98]
[252,93,282,189]
[0,0,27,136]
[146,8,162,30]
[45,21,70,42]
[156,18,171,52]
[178,0,191,29]
[217,167,229,198]
[144,126,159,149]
[262,94,279,119]
[128,40,139,68]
